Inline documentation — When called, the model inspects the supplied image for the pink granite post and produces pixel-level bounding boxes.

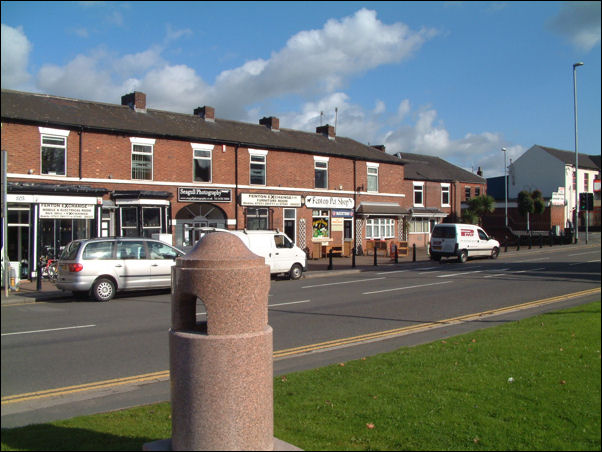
[169,232,273,451]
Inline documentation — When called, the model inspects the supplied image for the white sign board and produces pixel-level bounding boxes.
[305,196,354,209]
[39,203,95,219]
[241,193,302,207]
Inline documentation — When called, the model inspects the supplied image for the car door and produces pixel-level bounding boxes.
[147,241,183,288]
[272,233,294,273]
[477,228,491,256]
[115,240,150,289]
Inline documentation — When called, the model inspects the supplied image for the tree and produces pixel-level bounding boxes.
[462,194,495,225]
[518,190,545,232]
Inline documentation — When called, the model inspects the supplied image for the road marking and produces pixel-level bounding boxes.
[363,281,453,295]
[302,277,386,289]
[2,287,599,406]
[568,252,599,256]
[437,270,483,278]
[515,257,550,262]
[376,270,408,275]
[1,324,96,337]
[269,300,312,308]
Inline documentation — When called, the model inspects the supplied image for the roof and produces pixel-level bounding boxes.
[396,152,485,184]
[535,145,600,171]
[356,202,408,216]
[1,89,403,166]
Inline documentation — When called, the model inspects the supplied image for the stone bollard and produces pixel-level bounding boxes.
[169,232,273,451]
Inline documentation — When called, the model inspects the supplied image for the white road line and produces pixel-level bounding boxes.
[363,281,453,295]
[515,257,550,262]
[302,277,386,289]
[415,267,439,271]
[437,270,483,278]
[377,270,408,275]
[568,252,599,257]
[269,300,312,308]
[1,324,96,337]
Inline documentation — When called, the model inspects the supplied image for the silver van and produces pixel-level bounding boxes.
[55,237,184,301]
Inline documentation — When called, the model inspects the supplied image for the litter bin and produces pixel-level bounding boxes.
[9,262,21,290]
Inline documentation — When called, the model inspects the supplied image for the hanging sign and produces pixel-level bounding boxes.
[178,187,231,202]
[305,196,354,209]
[39,203,95,219]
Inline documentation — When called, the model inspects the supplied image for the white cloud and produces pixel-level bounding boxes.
[1,24,32,89]
[547,1,601,51]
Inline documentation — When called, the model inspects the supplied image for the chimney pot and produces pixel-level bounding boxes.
[316,124,335,140]
[194,106,215,122]
[121,92,146,112]
[259,116,279,131]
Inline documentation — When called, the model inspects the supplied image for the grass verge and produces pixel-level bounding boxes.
[2,301,600,451]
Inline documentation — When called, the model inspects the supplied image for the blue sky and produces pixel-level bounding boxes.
[2,1,600,178]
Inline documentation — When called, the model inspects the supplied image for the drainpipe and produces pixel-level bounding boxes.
[78,127,83,179]
[235,144,240,229]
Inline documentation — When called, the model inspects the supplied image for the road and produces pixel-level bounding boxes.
[2,241,600,428]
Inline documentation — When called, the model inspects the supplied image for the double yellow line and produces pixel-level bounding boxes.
[3,287,599,406]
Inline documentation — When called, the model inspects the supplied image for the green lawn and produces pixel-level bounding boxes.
[2,301,600,451]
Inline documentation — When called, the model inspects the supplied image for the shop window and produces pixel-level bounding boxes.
[246,207,269,230]
[132,144,153,180]
[312,210,329,239]
[367,164,379,192]
[314,158,328,189]
[120,207,139,236]
[441,184,450,207]
[142,207,162,238]
[41,135,66,175]
[409,218,429,233]
[413,183,424,206]
[366,218,394,239]
[193,147,212,182]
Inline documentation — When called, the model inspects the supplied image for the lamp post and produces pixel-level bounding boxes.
[573,62,583,244]
[502,147,508,229]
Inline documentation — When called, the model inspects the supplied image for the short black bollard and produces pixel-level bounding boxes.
[36,262,42,291]
[395,247,398,264]
[528,235,532,249]
[328,248,333,270]
[412,244,416,262]
[351,246,356,268]
[549,235,553,247]
[539,235,543,248]
[517,240,520,251]
[504,242,508,253]
[373,248,378,266]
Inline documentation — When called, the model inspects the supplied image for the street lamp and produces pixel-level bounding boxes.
[573,62,583,244]
[502,147,508,229]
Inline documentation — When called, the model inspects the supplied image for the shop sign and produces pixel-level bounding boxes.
[331,217,344,231]
[550,192,565,206]
[241,193,302,207]
[305,196,354,209]
[178,187,232,203]
[331,209,354,218]
[39,203,95,219]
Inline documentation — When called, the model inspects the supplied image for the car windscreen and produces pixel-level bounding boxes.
[432,226,456,239]
[60,241,82,260]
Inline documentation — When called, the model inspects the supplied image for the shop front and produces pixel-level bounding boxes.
[355,202,408,257]
[305,196,355,258]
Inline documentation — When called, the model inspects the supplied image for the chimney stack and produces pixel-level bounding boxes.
[477,167,483,177]
[259,116,280,132]
[372,145,386,152]
[121,92,146,112]
[316,124,335,140]
[194,106,215,122]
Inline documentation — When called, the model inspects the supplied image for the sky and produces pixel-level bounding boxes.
[2,1,600,179]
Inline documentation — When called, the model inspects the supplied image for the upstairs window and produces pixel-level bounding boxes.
[249,149,267,185]
[314,157,328,189]
[475,187,481,197]
[193,145,212,182]
[39,127,69,176]
[131,138,154,180]
[367,163,379,192]
[441,184,450,207]
[465,186,472,200]
[584,173,589,192]
[413,183,424,206]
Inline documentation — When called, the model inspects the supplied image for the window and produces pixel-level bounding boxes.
[193,147,212,182]
[41,134,67,175]
[367,164,379,192]
[409,218,429,233]
[441,184,450,206]
[573,170,577,190]
[246,207,269,230]
[116,241,147,260]
[312,210,329,239]
[148,241,181,260]
[249,150,267,185]
[120,207,138,236]
[475,187,481,197]
[413,183,424,206]
[365,218,394,239]
[314,158,328,189]
[132,144,153,180]
[83,242,114,260]
[465,186,471,200]
[142,207,161,238]
[584,173,589,192]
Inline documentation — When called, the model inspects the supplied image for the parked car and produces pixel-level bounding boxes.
[429,223,500,263]
[55,237,185,301]
[195,228,307,280]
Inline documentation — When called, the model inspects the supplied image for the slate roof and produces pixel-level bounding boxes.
[396,152,485,184]
[1,89,403,166]
[536,145,600,170]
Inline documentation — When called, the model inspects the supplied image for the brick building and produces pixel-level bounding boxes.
[3,89,423,278]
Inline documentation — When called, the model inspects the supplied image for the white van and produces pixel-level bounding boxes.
[429,223,500,263]
[198,228,307,280]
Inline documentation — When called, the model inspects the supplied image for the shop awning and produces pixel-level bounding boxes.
[408,207,448,218]
[356,202,408,217]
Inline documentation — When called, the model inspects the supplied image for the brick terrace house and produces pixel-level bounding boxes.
[2,89,417,278]
[395,152,487,247]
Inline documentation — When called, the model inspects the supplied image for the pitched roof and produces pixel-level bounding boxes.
[535,145,600,170]
[1,89,402,165]
[396,152,485,183]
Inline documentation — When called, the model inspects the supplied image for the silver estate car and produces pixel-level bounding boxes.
[55,237,185,301]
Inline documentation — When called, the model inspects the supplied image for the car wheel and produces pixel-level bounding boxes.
[289,264,303,280]
[491,247,499,259]
[92,278,115,302]
[458,250,468,263]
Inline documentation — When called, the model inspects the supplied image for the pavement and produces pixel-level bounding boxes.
[2,234,599,306]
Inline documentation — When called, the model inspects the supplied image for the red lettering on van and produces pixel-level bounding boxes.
[460,229,474,237]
